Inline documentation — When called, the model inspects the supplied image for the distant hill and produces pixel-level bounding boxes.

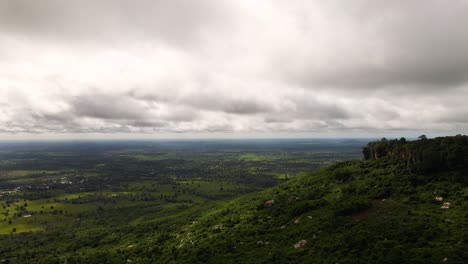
[152,135,467,263]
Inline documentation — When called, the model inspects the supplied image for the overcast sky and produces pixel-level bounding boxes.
[1,0,468,139]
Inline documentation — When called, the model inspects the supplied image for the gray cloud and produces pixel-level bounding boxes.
[0,0,467,138]
[70,94,150,120]
[0,0,232,46]
[275,0,468,90]
[129,90,273,115]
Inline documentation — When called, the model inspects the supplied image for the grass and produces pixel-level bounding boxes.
[1,199,98,214]
[0,196,100,234]
[0,219,44,234]
[54,192,93,200]
[1,170,58,177]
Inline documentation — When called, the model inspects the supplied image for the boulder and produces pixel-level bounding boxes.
[293,240,308,249]
[264,200,275,207]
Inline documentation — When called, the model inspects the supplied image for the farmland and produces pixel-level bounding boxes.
[0,139,364,236]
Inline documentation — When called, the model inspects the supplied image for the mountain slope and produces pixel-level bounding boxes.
[154,136,467,263]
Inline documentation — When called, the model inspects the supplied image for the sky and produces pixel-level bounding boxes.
[1,0,468,140]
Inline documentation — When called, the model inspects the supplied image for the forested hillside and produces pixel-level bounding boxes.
[363,135,468,173]
[153,136,467,263]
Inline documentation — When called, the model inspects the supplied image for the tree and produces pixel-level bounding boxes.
[418,135,427,140]
[362,147,371,160]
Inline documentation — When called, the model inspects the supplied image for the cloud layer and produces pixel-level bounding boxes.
[1,0,468,138]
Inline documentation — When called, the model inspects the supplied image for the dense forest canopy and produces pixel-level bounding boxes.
[363,135,468,173]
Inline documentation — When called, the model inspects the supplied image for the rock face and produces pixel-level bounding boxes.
[263,200,275,207]
[441,202,450,209]
[293,240,308,249]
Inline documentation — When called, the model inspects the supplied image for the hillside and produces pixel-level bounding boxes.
[154,136,467,263]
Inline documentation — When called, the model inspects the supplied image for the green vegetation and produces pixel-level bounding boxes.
[0,137,466,263]
[159,136,467,263]
[363,134,468,174]
[239,154,275,161]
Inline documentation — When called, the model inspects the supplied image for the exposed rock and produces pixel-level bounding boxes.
[435,196,444,202]
[264,200,275,207]
[293,240,308,249]
[441,202,450,209]
[294,218,300,224]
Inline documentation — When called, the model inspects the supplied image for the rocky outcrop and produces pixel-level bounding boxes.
[293,240,308,249]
